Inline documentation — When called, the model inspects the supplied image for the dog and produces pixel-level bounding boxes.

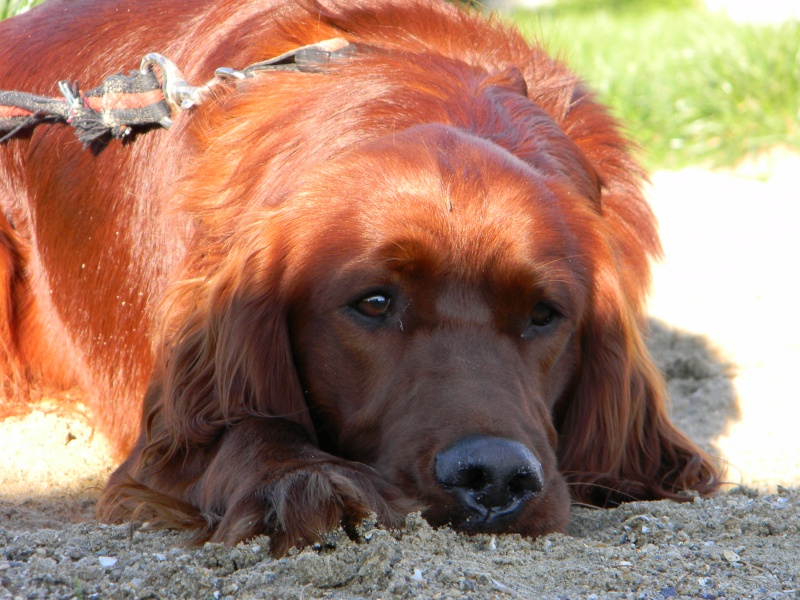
[0,0,720,555]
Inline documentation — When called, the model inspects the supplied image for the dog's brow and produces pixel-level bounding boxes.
[435,286,492,325]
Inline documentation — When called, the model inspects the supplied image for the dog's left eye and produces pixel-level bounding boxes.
[354,294,391,318]
[529,302,559,329]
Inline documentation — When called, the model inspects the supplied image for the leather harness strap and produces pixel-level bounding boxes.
[0,38,354,146]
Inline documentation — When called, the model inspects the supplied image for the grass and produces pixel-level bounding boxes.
[2,0,797,170]
[511,4,800,170]
[0,0,38,20]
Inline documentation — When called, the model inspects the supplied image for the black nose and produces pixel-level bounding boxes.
[434,436,544,523]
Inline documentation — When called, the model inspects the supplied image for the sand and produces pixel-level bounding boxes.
[1,159,799,598]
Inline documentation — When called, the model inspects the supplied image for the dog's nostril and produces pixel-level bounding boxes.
[434,436,544,519]
[453,466,488,491]
[509,470,543,496]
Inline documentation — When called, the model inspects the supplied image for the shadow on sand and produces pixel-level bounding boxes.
[646,317,739,461]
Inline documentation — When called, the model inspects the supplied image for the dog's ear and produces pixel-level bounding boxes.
[555,277,721,506]
[139,244,314,469]
[536,78,721,504]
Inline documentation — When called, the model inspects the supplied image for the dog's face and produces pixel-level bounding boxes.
[283,125,599,536]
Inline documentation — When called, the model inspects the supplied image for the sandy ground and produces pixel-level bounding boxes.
[1,159,799,598]
[647,149,800,491]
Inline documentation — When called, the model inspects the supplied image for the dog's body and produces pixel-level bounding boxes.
[0,0,719,554]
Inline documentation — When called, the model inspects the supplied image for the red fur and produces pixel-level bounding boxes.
[0,0,720,554]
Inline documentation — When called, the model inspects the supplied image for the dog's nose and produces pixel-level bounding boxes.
[434,436,544,522]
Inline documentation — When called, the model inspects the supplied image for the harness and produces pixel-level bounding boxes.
[0,38,355,146]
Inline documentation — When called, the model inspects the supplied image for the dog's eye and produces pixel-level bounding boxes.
[354,294,391,318]
[529,302,558,328]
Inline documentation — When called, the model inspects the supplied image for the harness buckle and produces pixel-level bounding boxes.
[140,53,212,126]
[214,67,248,80]
[139,39,355,128]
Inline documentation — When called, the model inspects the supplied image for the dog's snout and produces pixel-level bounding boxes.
[434,436,544,522]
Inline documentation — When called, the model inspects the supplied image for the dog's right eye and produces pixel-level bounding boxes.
[353,294,391,318]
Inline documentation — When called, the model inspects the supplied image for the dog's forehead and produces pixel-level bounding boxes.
[367,134,581,267]
[331,127,571,229]
[288,123,589,291]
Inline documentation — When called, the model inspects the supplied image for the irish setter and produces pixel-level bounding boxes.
[0,0,720,554]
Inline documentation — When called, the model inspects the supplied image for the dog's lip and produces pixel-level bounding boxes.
[420,487,537,532]
[460,490,536,525]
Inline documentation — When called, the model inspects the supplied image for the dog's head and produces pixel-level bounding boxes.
[260,123,608,536]
[148,46,716,540]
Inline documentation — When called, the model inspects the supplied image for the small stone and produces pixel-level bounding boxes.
[660,586,677,597]
[723,550,741,563]
[98,556,117,568]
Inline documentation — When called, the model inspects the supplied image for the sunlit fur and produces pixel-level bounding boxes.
[0,0,720,555]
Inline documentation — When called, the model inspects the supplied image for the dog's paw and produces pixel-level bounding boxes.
[213,460,419,554]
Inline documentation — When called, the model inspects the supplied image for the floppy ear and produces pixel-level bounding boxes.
[555,277,721,506]
[138,243,314,470]
[535,76,721,504]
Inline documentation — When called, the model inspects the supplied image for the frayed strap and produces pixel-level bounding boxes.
[0,69,170,146]
[0,38,355,147]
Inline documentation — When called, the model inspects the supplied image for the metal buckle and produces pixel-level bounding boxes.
[140,53,211,127]
[139,39,355,128]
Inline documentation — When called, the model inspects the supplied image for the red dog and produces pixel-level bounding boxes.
[0,0,719,554]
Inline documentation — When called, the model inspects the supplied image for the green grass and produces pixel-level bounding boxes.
[530,0,700,14]
[0,0,39,20]
[511,5,800,170]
